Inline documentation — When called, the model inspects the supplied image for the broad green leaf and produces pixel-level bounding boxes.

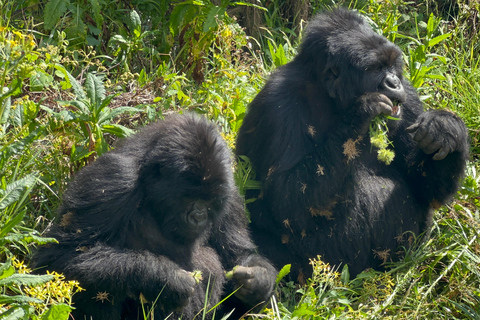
[0,175,36,211]
[340,264,350,284]
[30,70,54,91]
[203,6,225,33]
[0,93,12,124]
[0,260,14,280]
[102,124,135,138]
[54,65,85,99]
[41,304,72,320]
[0,273,54,286]
[129,10,142,35]
[84,73,106,110]
[169,4,191,36]
[0,294,44,304]
[98,106,139,124]
[428,33,451,47]
[0,306,27,320]
[44,0,70,30]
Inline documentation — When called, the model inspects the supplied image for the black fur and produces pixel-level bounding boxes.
[33,113,276,319]
[236,8,469,280]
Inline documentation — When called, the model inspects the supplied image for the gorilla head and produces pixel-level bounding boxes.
[299,9,406,112]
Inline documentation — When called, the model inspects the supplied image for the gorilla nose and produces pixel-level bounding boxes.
[380,73,406,103]
[188,209,207,227]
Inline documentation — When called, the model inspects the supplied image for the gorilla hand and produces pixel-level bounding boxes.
[357,92,395,133]
[144,269,196,311]
[406,110,468,160]
[230,266,275,309]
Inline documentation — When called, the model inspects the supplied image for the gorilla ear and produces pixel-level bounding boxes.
[330,67,339,77]
[324,67,340,98]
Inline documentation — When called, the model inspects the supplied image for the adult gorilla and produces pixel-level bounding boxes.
[236,8,469,280]
[33,113,276,319]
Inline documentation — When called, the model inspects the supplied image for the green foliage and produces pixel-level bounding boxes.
[43,0,69,31]
[401,13,451,89]
[41,69,140,157]
[369,115,397,165]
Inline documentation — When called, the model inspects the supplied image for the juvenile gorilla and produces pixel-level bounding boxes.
[236,8,469,279]
[33,113,276,319]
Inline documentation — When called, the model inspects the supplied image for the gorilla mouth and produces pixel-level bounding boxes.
[391,101,401,117]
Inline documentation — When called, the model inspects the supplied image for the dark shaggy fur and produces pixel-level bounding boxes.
[236,8,469,280]
[33,113,276,319]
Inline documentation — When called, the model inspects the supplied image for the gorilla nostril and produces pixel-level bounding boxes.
[383,74,400,90]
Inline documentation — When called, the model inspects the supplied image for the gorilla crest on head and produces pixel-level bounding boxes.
[236,7,469,280]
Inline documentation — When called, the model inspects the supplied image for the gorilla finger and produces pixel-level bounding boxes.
[422,140,443,155]
[413,126,428,142]
[405,122,419,133]
[417,133,435,149]
[232,266,254,280]
[433,147,450,160]
[378,102,393,115]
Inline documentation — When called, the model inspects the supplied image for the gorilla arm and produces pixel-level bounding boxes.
[208,193,277,312]
[61,243,196,312]
[382,84,470,207]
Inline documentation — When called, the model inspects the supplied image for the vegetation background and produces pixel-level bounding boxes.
[0,0,479,319]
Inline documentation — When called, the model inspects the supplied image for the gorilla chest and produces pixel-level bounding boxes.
[302,165,424,235]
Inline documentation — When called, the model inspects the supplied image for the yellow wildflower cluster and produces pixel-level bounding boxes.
[309,255,342,287]
[221,131,236,150]
[12,258,84,313]
[359,272,395,304]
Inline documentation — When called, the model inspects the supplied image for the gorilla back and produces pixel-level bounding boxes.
[236,8,469,280]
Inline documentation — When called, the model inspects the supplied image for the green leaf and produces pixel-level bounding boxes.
[0,260,14,280]
[0,306,27,320]
[231,2,268,10]
[30,70,54,91]
[0,93,12,124]
[0,294,44,304]
[0,273,54,286]
[203,6,225,33]
[340,264,350,284]
[53,65,85,99]
[0,175,36,211]
[129,10,142,36]
[169,4,191,36]
[89,0,103,28]
[4,233,58,245]
[84,73,105,110]
[101,124,135,138]
[428,33,451,47]
[44,0,70,30]
[275,264,291,285]
[0,211,26,238]
[41,304,72,320]
[98,106,139,124]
